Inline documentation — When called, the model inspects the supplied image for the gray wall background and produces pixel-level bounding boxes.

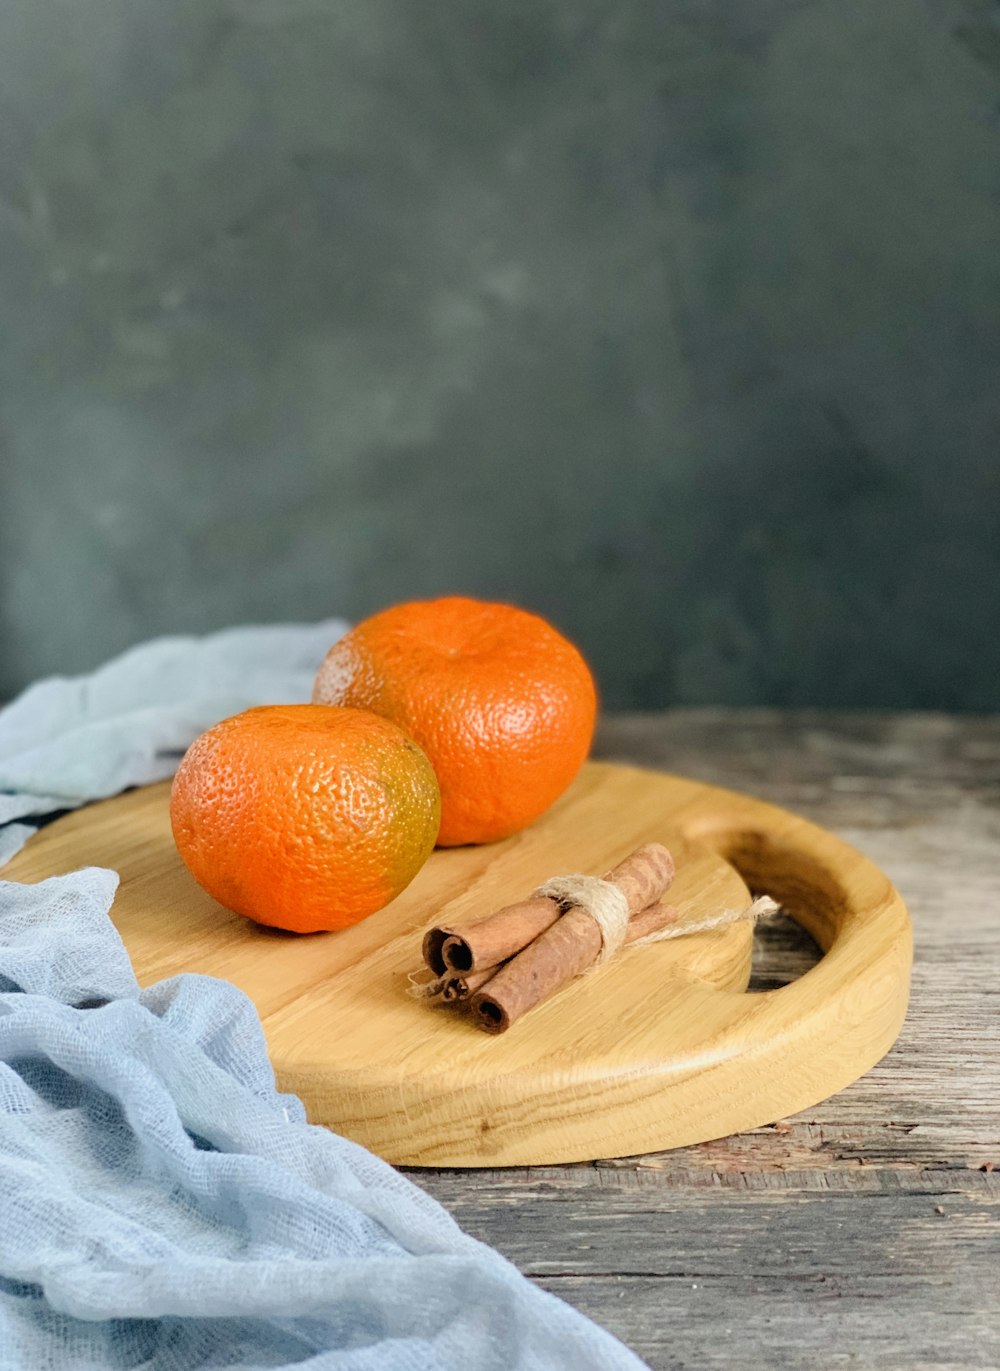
[1,0,998,709]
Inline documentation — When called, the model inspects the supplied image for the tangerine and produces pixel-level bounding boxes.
[312,597,597,845]
[169,704,440,933]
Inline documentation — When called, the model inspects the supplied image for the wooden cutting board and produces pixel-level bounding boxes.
[5,761,911,1166]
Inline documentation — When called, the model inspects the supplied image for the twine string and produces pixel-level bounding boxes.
[631,894,781,944]
[533,873,631,965]
[534,874,780,963]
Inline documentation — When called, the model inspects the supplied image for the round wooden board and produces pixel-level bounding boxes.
[5,761,912,1166]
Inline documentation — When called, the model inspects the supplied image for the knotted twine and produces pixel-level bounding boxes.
[533,873,780,970]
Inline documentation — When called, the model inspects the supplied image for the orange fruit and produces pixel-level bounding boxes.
[312,597,597,846]
[169,704,440,933]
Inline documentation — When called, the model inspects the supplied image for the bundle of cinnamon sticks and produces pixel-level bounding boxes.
[413,843,678,1034]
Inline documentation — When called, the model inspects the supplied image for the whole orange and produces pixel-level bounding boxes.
[312,597,597,845]
[169,705,440,933]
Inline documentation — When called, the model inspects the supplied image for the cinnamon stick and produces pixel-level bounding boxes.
[600,842,676,919]
[435,897,563,974]
[471,898,679,1034]
[408,966,499,1004]
[430,842,675,975]
[441,965,500,1002]
[623,900,680,943]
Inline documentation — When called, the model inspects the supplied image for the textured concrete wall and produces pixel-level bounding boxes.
[1,0,998,708]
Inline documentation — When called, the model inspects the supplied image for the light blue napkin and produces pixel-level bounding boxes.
[0,625,648,1371]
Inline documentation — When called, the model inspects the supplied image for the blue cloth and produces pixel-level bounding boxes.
[0,626,647,1371]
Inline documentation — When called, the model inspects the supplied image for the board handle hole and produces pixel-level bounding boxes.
[683,823,852,949]
[747,909,822,992]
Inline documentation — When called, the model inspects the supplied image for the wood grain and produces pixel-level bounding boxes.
[3,755,910,1167]
[415,1173,1000,1370]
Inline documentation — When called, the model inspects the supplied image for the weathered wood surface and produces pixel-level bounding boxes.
[410,711,1000,1370]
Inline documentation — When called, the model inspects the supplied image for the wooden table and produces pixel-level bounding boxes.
[409,711,1000,1371]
